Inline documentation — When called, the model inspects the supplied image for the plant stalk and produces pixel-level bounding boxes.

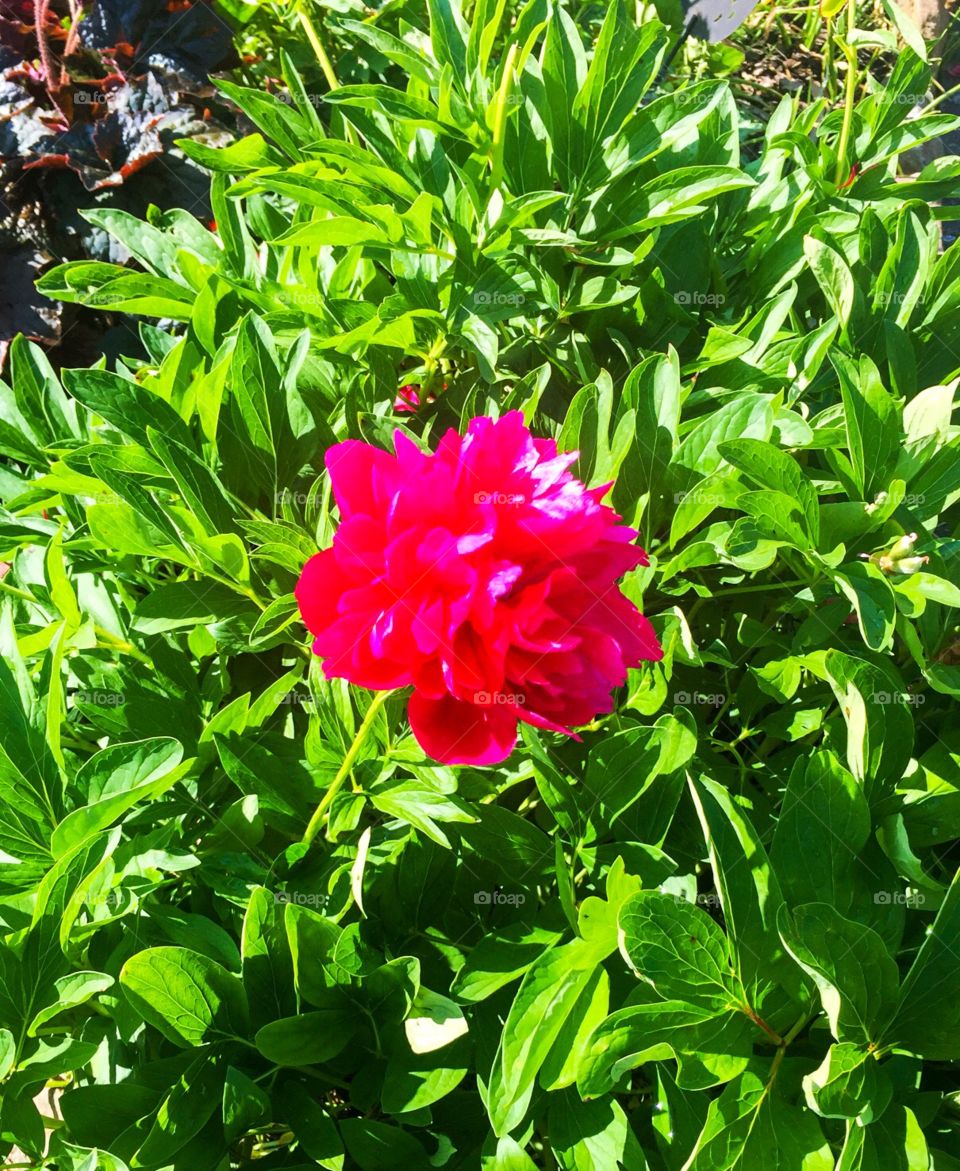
[301,689,392,845]
[490,42,519,190]
[34,0,59,93]
[834,0,858,186]
[297,3,341,93]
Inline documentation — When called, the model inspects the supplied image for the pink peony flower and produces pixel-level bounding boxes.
[295,411,662,766]
[393,382,445,414]
[393,385,422,413]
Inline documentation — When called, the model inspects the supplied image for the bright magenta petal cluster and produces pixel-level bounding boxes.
[295,411,663,766]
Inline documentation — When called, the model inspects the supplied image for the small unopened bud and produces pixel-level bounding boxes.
[891,555,928,575]
[889,532,918,560]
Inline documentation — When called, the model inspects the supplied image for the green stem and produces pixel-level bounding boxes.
[834,0,858,186]
[489,42,519,191]
[704,577,809,600]
[822,19,836,100]
[783,1012,814,1045]
[0,578,38,603]
[301,690,392,845]
[94,625,153,667]
[297,2,341,92]
[741,1002,783,1045]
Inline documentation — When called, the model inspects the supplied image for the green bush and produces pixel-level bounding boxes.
[2,2,960,1168]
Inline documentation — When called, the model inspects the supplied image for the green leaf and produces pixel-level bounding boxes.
[821,650,914,805]
[120,947,249,1047]
[0,1028,15,1079]
[222,1066,271,1145]
[254,1003,357,1065]
[888,868,960,1058]
[833,354,901,499]
[284,1081,345,1169]
[428,0,469,75]
[689,776,806,1007]
[133,1053,225,1166]
[52,738,186,857]
[719,438,820,542]
[806,235,857,334]
[777,904,899,1044]
[674,394,774,479]
[451,923,562,1002]
[576,997,753,1097]
[548,1091,646,1171]
[28,971,114,1035]
[618,891,742,1012]
[339,1117,429,1170]
[241,887,296,1029]
[769,751,900,941]
[836,1105,929,1170]
[682,1070,833,1170]
[834,562,897,651]
[486,940,604,1136]
[803,1042,892,1124]
[323,86,465,137]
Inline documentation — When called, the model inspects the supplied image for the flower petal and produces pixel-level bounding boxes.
[407,691,517,766]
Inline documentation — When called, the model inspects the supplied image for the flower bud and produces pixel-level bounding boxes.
[891,556,928,575]
[888,532,918,561]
